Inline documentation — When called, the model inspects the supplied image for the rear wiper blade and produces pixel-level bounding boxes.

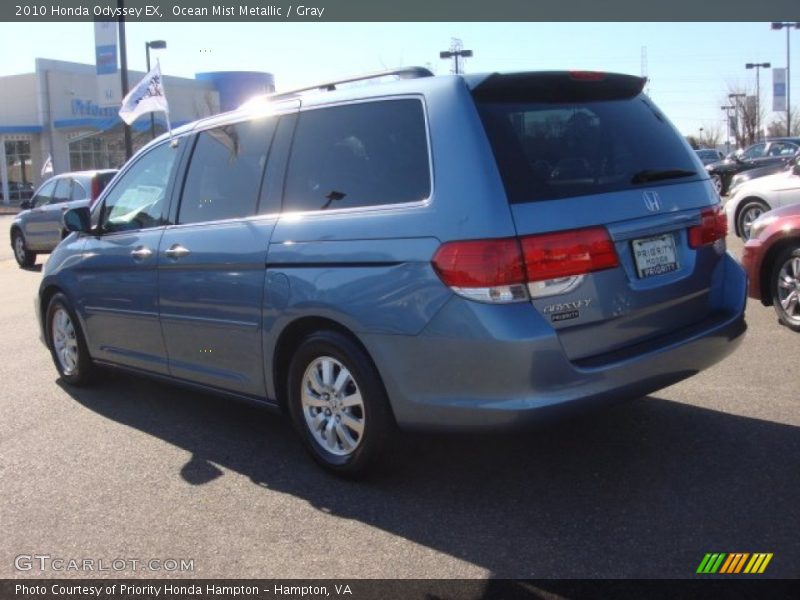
[631,169,696,184]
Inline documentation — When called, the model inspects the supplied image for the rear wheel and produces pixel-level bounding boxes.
[771,246,800,332]
[737,199,769,240]
[12,230,36,268]
[287,330,394,477]
[46,293,95,385]
[710,174,723,195]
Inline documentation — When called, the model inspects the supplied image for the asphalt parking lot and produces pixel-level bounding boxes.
[0,213,798,580]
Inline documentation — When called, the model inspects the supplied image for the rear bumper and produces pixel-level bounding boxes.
[364,253,747,432]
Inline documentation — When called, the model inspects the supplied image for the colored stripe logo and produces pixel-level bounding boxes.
[697,553,773,574]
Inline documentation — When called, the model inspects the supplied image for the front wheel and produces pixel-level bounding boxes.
[772,246,800,332]
[737,200,769,240]
[12,230,36,268]
[46,293,95,385]
[287,330,394,477]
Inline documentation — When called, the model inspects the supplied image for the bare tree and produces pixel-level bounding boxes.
[766,108,800,138]
[698,124,722,149]
[725,83,764,147]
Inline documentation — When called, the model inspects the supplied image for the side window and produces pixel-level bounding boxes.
[283,99,430,212]
[743,143,766,159]
[31,180,57,207]
[178,118,276,224]
[51,178,72,205]
[71,180,88,201]
[99,142,179,233]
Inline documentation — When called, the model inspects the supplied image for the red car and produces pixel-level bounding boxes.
[741,203,800,331]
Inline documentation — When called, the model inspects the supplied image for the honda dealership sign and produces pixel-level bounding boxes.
[94,21,120,107]
[773,68,786,112]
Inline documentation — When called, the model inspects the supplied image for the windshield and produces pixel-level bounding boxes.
[476,96,700,203]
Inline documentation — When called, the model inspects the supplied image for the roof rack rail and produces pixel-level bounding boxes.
[264,66,434,103]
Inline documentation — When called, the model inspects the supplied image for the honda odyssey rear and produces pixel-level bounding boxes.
[40,69,746,476]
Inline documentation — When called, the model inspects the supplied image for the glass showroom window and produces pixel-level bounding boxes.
[4,139,32,201]
[69,136,106,171]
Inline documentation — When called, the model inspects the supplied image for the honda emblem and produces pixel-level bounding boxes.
[643,190,661,212]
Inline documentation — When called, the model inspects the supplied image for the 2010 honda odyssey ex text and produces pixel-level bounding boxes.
[38,69,747,475]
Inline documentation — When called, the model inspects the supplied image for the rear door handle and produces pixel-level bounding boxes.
[165,244,191,259]
[130,246,153,260]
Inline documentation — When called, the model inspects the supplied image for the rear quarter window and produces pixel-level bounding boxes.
[283,99,430,212]
[477,96,699,203]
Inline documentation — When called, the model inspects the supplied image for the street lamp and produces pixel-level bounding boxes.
[145,40,167,140]
[721,105,734,153]
[771,22,800,136]
[728,93,746,145]
[746,62,771,141]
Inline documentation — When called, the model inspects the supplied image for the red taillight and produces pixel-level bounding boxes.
[89,177,102,208]
[689,206,727,248]
[569,70,606,81]
[432,238,525,287]
[432,227,619,303]
[520,227,619,282]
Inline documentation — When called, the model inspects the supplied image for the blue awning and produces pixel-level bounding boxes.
[0,125,43,134]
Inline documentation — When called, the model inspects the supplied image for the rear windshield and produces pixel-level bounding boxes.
[476,96,699,203]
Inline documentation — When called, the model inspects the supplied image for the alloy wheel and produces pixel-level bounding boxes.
[740,205,765,240]
[300,356,365,457]
[13,234,26,264]
[51,307,79,376]
[776,256,800,323]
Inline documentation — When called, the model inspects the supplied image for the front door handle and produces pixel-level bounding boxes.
[130,246,153,260]
[165,244,191,259]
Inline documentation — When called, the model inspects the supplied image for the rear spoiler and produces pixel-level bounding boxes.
[468,71,647,103]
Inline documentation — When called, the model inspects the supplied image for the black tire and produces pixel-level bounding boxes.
[736,199,769,240]
[711,173,723,196]
[287,330,394,477]
[45,292,95,385]
[771,246,800,332]
[12,229,36,268]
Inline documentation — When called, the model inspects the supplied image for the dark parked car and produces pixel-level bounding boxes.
[706,138,800,195]
[741,203,800,331]
[695,148,725,165]
[38,69,746,476]
[10,169,117,267]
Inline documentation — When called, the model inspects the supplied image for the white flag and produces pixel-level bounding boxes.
[41,155,53,177]
[118,61,169,125]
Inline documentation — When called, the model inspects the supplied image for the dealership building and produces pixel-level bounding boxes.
[0,58,274,204]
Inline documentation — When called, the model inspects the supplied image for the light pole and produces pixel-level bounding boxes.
[746,62,770,141]
[721,105,734,154]
[729,93,746,145]
[145,40,167,140]
[440,39,473,75]
[771,22,800,136]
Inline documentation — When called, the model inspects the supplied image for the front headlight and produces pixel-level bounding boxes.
[749,214,778,240]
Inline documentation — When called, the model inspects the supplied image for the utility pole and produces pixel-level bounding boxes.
[721,105,734,154]
[439,38,472,75]
[118,0,132,160]
[771,22,800,136]
[746,62,770,141]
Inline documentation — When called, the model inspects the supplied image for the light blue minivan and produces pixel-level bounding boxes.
[38,69,746,475]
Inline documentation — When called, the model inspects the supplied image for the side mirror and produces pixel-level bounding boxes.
[63,206,91,234]
[19,200,31,210]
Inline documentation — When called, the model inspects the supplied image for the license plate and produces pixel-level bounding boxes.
[632,234,679,279]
